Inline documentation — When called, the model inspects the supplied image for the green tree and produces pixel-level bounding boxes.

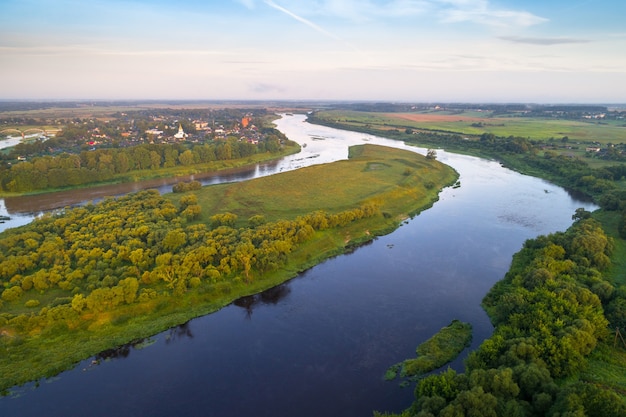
[162,229,187,252]
[179,149,195,166]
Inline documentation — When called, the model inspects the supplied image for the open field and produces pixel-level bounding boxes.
[316,110,626,144]
[168,144,456,225]
[0,102,313,119]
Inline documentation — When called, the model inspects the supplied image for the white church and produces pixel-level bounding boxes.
[174,123,188,140]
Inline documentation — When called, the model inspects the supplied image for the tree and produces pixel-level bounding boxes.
[179,149,195,166]
[572,208,591,222]
[182,204,201,221]
[1,286,23,302]
[162,229,187,252]
[426,149,437,160]
[179,193,198,211]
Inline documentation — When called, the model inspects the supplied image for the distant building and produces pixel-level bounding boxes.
[146,128,163,136]
[195,121,209,131]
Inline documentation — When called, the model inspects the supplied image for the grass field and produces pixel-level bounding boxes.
[316,110,626,144]
[0,102,305,120]
[168,144,457,226]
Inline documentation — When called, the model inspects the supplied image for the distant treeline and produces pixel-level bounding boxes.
[0,136,285,193]
[320,103,609,114]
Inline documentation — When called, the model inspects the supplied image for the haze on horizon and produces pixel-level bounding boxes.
[1,0,625,103]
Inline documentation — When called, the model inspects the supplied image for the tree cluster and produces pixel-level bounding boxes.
[401,218,626,417]
[0,137,283,193]
[0,190,380,338]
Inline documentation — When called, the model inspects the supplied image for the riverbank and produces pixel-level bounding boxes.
[305,112,607,200]
[0,144,458,392]
[0,143,301,198]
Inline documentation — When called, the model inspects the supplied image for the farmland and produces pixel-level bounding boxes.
[314,109,626,143]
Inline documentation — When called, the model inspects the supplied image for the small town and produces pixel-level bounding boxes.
[0,106,281,164]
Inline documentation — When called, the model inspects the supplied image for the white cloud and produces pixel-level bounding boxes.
[264,0,342,41]
[437,0,547,27]
[249,0,546,28]
[498,36,591,46]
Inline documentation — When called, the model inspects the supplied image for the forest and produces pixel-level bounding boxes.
[0,134,290,193]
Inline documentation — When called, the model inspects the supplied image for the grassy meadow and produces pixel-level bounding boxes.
[315,110,626,143]
[168,144,456,226]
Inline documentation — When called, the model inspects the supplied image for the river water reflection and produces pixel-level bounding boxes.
[0,115,597,417]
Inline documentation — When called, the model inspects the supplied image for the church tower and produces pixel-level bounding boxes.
[174,123,188,140]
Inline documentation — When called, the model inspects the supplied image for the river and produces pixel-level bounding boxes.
[0,114,597,417]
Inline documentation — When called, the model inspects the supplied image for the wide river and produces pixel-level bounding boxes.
[0,114,597,416]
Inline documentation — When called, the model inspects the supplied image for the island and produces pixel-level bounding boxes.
[0,144,458,392]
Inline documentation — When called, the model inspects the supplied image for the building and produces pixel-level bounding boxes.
[174,123,188,140]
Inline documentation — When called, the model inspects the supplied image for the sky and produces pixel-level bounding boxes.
[1,0,625,103]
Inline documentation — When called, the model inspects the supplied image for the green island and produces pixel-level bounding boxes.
[307,106,626,416]
[385,320,472,381]
[0,144,458,392]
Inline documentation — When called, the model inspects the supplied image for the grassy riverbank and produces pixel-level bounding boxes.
[0,144,457,392]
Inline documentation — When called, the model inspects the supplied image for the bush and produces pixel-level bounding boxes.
[1,286,23,302]
[24,299,40,308]
[172,180,201,193]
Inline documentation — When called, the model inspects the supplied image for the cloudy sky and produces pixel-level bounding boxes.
[1,0,625,102]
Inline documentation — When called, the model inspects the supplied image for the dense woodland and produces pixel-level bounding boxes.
[0,135,288,193]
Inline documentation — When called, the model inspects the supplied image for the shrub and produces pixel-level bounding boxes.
[1,286,23,302]
[24,299,40,308]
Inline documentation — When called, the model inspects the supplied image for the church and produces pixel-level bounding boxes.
[174,123,188,140]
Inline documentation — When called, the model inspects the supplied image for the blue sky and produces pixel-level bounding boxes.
[1,0,625,102]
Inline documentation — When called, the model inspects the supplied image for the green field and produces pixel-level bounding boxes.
[169,144,455,225]
[315,110,626,144]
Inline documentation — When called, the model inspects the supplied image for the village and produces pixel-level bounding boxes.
[0,107,274,162]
